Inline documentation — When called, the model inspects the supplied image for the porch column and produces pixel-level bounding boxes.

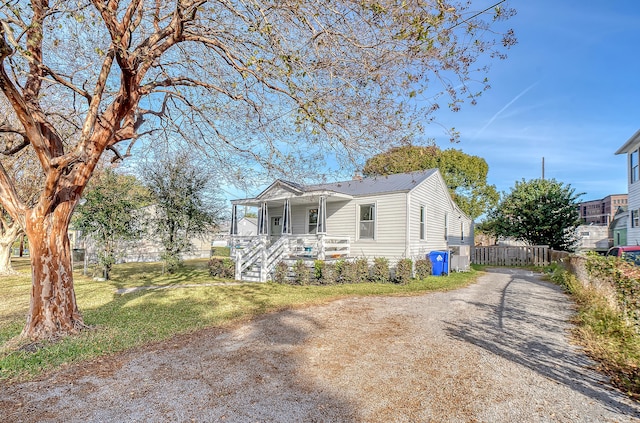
[230,204,238,235]
[282,199,292,235]
[318,196,327,234]
[258,201,269,236]
[230,204,238,258]
[318,196,327,260]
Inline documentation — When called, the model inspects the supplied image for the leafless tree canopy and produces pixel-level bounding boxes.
[1,0,515,187]
[0,0,515,339]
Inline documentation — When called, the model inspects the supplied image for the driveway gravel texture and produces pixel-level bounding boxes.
[1,268,639,422]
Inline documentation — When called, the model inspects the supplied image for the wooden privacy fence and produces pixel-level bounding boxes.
[473,245,550,266]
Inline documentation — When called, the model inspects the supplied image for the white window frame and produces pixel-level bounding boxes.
[444,212,449,241]
[419,205,426,240]
[632,149,639,183]
[307,207,318,234]
[358,203,376,240]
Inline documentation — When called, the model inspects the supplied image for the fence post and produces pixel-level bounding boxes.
[235,250,243,281]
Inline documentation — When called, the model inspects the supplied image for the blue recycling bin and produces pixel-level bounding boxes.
[428,251,448,276]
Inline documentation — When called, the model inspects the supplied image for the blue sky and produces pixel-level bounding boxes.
[219,1,639,205]
[427,0,640,202]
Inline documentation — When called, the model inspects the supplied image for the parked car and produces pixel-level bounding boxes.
[606,246,640,265]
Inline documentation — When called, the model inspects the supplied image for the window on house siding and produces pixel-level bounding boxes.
[633,209,640,228]
[461,222,464,241]
[444,212,449,241]
[632,149,639,183]
[420,206,426,240]
[308,208,318,234]
[359,204,375,239]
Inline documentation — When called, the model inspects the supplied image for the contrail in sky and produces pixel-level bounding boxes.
[475,82,539,137]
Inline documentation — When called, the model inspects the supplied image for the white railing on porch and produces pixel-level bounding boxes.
[232,235,350,282]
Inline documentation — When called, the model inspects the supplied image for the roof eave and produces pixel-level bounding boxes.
[615,129,640,155]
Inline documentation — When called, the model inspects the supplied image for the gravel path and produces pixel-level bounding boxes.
[2,268,639,422]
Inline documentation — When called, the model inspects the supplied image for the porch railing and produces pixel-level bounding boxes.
[232,234,350,281]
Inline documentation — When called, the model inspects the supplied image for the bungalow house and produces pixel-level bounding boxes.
[229,169,473,281]
[616,130,640,245]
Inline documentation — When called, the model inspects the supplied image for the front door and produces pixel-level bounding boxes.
[271,216,282,236]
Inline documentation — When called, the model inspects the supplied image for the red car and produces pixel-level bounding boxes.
[606,246,640,265]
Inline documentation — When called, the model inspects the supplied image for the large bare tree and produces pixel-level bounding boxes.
[0,105,42,275]
[0,0,515,340]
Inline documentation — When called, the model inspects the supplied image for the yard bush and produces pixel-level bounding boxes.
[354,258,370,283]
[585,253,640,330]
[333,259,346,283]
[314,260,324,282]
[414,258,432,279]
[207,257,234,278]
[338,260,355,284]
[292,260,311,285]
[319,262,338,285]
[395,259,413,284]
[370,257,390,283]
[555,253,640,398]
[273,261,289,284]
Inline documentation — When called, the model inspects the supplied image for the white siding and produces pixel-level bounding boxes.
[406,172,473,261]
[628,148,640,245]
[347,192,408,261]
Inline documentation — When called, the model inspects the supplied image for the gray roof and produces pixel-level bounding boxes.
[305,169,438,196]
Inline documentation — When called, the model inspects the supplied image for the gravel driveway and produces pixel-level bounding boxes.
[2,268,639,422]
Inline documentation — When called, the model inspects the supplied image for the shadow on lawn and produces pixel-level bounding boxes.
[3,282,359,422]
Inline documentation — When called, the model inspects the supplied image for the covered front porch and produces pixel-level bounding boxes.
[229,185,351,281]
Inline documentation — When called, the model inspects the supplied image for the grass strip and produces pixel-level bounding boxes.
[549,265,640,399]
[1,258,477,383]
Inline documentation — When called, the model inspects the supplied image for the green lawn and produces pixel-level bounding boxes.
[0,258,479,383]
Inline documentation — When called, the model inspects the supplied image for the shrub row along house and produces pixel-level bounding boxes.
[229,169,473,282]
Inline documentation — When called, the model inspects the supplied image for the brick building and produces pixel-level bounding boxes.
[577,194,627,225]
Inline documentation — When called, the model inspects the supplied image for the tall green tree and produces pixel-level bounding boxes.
[142,153,221,273]
[363,145,499,219]
[0,0,515,339]
[73,169,150,280]
[482,178,583,251]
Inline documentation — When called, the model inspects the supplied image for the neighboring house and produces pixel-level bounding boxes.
[73,204,218,264]
[577,194,627,226]
[230,169,473,281]
[237,217,258,237]
[211,217,256,248]
[610,209,628,247]
[616,129,640,245]
[574,225,610,253]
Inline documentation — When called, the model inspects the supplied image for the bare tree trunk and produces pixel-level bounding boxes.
[0,240,16,274]
[0,223,20,274]
[21,207,83,340]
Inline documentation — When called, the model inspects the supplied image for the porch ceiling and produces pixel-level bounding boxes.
[232,191,351,207]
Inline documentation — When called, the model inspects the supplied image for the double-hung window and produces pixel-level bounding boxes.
[444,212,449,241]
[419,206,426,240]
[359,204,375,239]
[632,149,639,183]
[308,208,318,234]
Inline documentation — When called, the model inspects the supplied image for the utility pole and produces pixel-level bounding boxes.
[542,157,545,180]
